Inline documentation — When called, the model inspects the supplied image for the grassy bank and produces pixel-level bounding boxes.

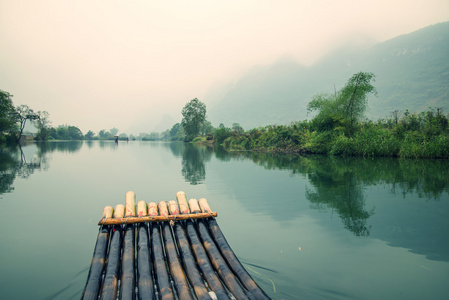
[216,109,449,158]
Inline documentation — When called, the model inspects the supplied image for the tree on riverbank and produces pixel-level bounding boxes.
[34,111,51,140]
[15,105,39,142]
[0,90,17,142]
[307,72,376,136]
[181,98,207,141]
[214,71,448,159]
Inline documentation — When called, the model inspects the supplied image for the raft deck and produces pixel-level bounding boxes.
[82,191,270,300]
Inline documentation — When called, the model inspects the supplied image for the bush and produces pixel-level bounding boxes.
[303,131,335,154]
[330,135,354,156]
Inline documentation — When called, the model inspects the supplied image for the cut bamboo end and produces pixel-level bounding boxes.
[198,198,212,214]
[102,206,114,219]
[125,191,136,217]
[148,202,158,216]
[97,212,218,225]
[114,204,125,218]
[158,201,169,216]
[97,193,217,225]
[188,199,201,214]
[176,191,190,214]
[137,201,147,217]
[168,200,180,215]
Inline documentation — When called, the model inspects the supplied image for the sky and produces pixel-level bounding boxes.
[1,0,448,135]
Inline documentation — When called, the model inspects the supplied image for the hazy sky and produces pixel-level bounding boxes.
[1,0,448,134]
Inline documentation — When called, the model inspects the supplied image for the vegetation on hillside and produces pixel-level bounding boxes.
[2,68,448,160]
[213,72,449,158]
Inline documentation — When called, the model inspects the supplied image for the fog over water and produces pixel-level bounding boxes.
[1,0,448,134]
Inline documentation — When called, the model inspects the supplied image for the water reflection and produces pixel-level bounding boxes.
[181,143,212,185]
[216,152,449,201]
[0,141,86,197]
[0,144,47,196]
[37,141,83,153]
[306,167,373,237]
[212,151,449,238]
[163,141,184,157]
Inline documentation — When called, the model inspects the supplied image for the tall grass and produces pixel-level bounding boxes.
[217,108,449,159]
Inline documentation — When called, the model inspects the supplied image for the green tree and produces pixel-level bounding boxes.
[336,72,376,135]
[181,98,207,141]
[35,111,51,140]
[232,123,244,134]
[201,120,214,136]
[307,93,341,132]
[15,105,38,142]
[0,90,17,142]
[308,72,376,136]
[169,123,183,141]
[98,129,113,140]
[67,126,83,140]
[109,127,119,136]
[85,130,95,140]
[118,133,128,140]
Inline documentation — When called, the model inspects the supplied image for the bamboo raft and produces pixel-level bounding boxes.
[82,191,270,300]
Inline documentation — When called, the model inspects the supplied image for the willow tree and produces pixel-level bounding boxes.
[337,72,376,135]
[181,98,206,141]
[308,72,376,136]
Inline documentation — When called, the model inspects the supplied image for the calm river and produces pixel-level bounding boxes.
[0,141,448,300]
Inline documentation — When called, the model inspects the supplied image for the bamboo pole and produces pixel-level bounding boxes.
[161,201,194,300]
[148,202,158,216]
[82,206,113,300]
[192,199,252,300]
[150,202,175,300]
[100,204,125,300]
[186,199,238,300]
[199,198,270,300]
[125,191,136,217]
[136,201,156,300]
[169,197,211,300]
[176,191,190,214]
[120,191,137,300]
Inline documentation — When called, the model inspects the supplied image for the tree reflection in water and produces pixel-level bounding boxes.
[181,143,212,185]
[213,151,449,237]
[305,160,373,237]
[0,141,83,196]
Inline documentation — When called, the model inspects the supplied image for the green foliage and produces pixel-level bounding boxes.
[302,131,335,154]
[330,125,401,157]
[337,72,376,134]
[201,120,214,136]
[15,104,39,142]
[214,126,231,144]
[169,123,184,141]
[84,130,95,140]
[232,123,244,134]
[49,125,83,140]
[181,98,207,141]
[139,132,161,141]
[0,90,17,138]
[34,111,51,141]
[98,129,114,140]
[307,72,376,136]
[221,106,448,158]
[109,127,119,136]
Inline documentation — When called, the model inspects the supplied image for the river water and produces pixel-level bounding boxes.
[0,141,448,299]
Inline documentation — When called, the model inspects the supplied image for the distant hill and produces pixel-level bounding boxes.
[206,22,449,129]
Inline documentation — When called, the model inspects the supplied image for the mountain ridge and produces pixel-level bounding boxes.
[205,22,449,129]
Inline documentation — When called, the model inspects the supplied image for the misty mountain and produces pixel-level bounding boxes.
[206,22,449,129]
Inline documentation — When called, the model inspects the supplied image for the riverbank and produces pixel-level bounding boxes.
[212,110,449,159]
